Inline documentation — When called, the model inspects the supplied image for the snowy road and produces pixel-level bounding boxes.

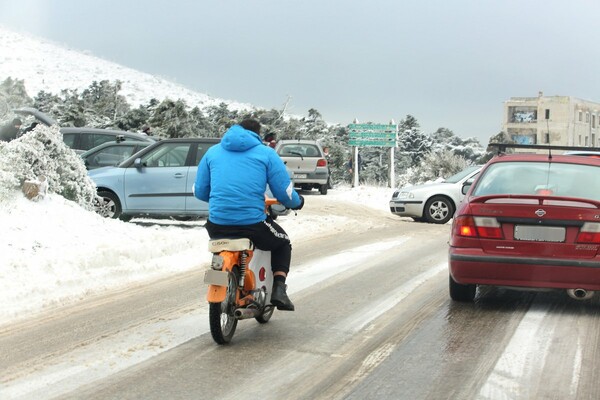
[2,195,600,399]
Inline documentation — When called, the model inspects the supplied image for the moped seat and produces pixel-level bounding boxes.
[208,238,254,253]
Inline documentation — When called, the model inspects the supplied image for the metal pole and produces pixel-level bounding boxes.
[353,146,359,187]
[389,146,395,188]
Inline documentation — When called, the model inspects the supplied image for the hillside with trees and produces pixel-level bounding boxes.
[1,76,501,191]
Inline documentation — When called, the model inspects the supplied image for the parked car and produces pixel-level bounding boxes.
[13,107,155,154]
[89,138,219,220]
[89,138,290,221]
[449,144,600,302]
[80,140,153,170]
[389,165,482,224]
[61,127,154,154]
[275,139,329,195]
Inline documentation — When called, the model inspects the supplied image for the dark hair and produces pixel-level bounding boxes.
[264,132,276,141]
[13,118,22,125]
[240,119,261,134]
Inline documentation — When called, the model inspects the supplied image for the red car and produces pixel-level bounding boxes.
[449,144,600,302]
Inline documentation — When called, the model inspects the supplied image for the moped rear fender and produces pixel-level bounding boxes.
[207,284,227,303]
[206,251,239,303]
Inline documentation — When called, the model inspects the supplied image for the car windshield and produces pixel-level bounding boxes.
[443,165,480,183]
[472,161,600,199]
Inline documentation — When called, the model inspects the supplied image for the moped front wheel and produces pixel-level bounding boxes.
[209,269,239,344]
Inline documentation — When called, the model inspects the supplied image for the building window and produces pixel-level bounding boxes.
[509,106,537,123]
[593,115,597,128]
[586,112,590,123]
[579,111,583,121]
[545,109,550,119]
[585,136,589,146]
[545,133,550,143]
[579,135,582,145]
[593,134,596,146]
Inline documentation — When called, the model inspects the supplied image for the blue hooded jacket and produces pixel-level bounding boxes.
[193,124,302,225]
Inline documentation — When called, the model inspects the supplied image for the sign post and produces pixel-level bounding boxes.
[347,122,398,187]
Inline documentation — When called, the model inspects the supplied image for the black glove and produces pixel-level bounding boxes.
[291,194,304,210]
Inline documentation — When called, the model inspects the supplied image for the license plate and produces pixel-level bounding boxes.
[514,225,566,242]
[204,269,229,286]
[294,173,307,179]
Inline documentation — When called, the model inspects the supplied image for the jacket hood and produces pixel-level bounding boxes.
[221,125,263,152]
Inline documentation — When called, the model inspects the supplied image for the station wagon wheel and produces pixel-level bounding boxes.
[95,191,122,219]
[424,196,454,224]
[319,184,328,195]
[449,275,476,302]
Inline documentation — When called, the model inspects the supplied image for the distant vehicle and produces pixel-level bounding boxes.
[80,140,152,170]
[389,165,482,224]
[275,139,329,195]
[449,144,600,302]
[13,107,155,154]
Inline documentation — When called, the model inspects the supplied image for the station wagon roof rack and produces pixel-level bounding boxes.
[488,143,600,156]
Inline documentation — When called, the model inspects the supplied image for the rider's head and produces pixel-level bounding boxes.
[240,119,261,135]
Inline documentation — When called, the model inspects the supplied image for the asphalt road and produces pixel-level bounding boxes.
[2,194,600,400]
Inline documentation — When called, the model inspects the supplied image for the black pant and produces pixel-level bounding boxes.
[205,217,292,274]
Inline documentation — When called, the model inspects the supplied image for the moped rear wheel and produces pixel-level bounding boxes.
[255,305,275,324]
[209,269,239,344]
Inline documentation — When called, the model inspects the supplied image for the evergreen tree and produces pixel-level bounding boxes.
[397,114,432,167]
[81,80,130,127]
[149,98,196,138]
[0,77,32,120]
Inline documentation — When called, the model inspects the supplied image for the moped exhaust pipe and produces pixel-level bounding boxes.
[567,288,595,300]
[234,308,260,320]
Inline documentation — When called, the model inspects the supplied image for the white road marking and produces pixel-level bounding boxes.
[478,307,552,400]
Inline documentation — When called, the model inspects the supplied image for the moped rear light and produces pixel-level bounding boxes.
[576,222,600,243]
[317,158,327,167]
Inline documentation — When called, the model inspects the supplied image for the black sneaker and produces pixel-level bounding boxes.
[271,281,295,311]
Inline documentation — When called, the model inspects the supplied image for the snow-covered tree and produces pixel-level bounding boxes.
[0,124,96,208]
[0,77,32,118]
[81,80,130,127]
[397,115,432,167]
[406,150,471,185]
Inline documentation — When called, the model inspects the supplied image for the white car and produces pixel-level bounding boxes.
[389,165,482,224]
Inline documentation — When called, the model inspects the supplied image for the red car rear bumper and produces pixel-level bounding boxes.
[449,247,600,290]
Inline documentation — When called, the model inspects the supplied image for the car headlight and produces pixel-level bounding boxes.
[395,191,414,199]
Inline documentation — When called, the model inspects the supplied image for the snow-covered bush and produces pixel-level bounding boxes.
[0,125,96,208]
[401,150,470,186]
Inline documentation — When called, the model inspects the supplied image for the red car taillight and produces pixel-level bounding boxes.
[576,222,600,243]
[317,158,327,167]
[454,216,504,239]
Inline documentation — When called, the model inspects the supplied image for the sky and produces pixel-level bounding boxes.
[1,0,600,143]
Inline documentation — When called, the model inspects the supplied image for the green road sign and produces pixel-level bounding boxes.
[348,123,397,132]
[349,139,397,147]
[348,123,398,147]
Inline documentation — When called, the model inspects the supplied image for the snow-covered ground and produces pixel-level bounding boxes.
[0,26,253,114]
[0,185,394,327]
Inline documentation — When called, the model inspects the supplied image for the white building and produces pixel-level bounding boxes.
[502,92,600,147]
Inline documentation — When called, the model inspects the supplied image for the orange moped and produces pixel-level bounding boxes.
[203,198,281,344]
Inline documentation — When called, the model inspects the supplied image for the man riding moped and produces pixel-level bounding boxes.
[193,119,303,311]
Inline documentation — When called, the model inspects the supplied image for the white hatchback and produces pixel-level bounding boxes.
[389,165,482,224]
